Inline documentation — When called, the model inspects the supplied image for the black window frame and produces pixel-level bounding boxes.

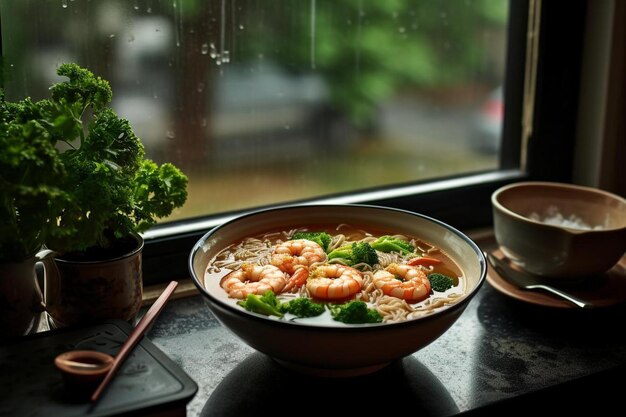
[1,0,588,285]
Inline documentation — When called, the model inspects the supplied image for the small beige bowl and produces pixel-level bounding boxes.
[492,181,626,278]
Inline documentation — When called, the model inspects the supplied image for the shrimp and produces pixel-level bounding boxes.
[221,263,286,299]
[271,239,326,274]
[372,263,431,302]
[306,264,363,300]
[282,267,309,293]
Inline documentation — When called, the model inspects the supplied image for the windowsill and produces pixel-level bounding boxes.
[142,279,199,306]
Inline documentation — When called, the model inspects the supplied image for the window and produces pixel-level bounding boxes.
[1,0,511,215]
[2,1,605,284]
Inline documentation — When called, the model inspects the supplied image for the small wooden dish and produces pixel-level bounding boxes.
[54,350,114,396]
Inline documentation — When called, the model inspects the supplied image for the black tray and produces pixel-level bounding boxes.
[0,319,198,417]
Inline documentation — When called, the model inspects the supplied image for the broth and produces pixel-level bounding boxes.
[204,224,466,325]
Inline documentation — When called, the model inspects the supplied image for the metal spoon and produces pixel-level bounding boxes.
[485,252,594,309]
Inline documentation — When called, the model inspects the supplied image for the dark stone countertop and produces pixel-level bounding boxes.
[145,280,626,417]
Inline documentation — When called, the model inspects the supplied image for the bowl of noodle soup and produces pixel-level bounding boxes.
[189,204,487,376]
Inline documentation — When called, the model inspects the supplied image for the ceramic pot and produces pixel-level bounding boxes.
[0,253,46,340]
[38,233,144,329]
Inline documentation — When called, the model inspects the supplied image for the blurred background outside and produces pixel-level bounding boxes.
[1,0,508,222]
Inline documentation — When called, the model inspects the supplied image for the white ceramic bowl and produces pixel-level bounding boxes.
[189,204,487,376]
[492,181,626,278]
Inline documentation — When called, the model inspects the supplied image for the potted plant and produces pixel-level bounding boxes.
[1,63,188,330]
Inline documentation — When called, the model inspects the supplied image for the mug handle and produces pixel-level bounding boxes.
[34,249,58,313]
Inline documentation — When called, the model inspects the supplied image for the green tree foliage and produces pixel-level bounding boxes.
[237,0,508,125]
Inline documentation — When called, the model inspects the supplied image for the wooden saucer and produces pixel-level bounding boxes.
[486,249,626,308]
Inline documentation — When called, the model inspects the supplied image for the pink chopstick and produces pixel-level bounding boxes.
[90,280,179,403]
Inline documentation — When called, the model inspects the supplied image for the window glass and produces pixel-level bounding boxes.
[1,0,508,222]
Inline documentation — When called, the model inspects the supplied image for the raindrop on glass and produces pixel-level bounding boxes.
[209,44,218,58]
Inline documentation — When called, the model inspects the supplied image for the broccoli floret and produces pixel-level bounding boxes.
[351,242,379,265]
[371,236,415,255]
[279,297,325,318]
[428,273,455,292]
[327,245,352,262]
[327,242,379,266]
[237,291,283,318]
[291,231,332,252]
[329,300,382,324]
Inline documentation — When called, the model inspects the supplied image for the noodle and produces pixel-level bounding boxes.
[206,224,465,324]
